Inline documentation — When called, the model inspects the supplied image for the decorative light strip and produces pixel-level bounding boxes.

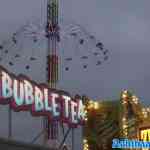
[83,139,89,150]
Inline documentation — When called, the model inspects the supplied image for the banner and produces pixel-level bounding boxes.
[0,66,85,127]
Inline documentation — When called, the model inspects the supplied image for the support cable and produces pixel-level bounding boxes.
[58,127,72,149]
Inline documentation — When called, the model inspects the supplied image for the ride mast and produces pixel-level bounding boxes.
[44,0,59,144]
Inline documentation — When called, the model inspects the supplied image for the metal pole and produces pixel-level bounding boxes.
[8,106,12,139]
[44,0,59,144]
[72,128,74,150]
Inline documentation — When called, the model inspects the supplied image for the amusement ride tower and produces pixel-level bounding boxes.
[44,0,59,145]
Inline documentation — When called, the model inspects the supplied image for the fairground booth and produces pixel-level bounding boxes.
[83,90,150,150]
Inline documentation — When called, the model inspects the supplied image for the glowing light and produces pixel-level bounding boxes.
[123,124,128,129]
[94,102,99,109]
[87,101,94,109]
[146,108,150,112]
[132,95,138,104]
[121,90,128,100]
[140,129,150,141]
[83,139,89,150]
[122,94,127,99]
[84,108,88,122]
[85,118,88,121]
[123,90,128,94]
[83,139,87,143]
[87,100,99,110]
[122,117,126,122]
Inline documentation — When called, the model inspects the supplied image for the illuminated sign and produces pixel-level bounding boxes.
[140,128,150,141]
[0,66,85,127]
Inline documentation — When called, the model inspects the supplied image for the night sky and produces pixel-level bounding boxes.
[0,0,150,149]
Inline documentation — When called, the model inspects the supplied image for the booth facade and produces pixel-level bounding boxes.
[83,90,150,150]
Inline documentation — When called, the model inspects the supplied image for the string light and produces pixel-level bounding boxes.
[84,108,88,122]
[122,93,127,99]
[132,95,138,104]
[83,139,89,150]
[121,90,129,105]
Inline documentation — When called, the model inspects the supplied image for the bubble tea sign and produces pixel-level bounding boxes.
[0,66,85,127]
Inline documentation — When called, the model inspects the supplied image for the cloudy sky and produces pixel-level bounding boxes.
[0,0,150,149]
